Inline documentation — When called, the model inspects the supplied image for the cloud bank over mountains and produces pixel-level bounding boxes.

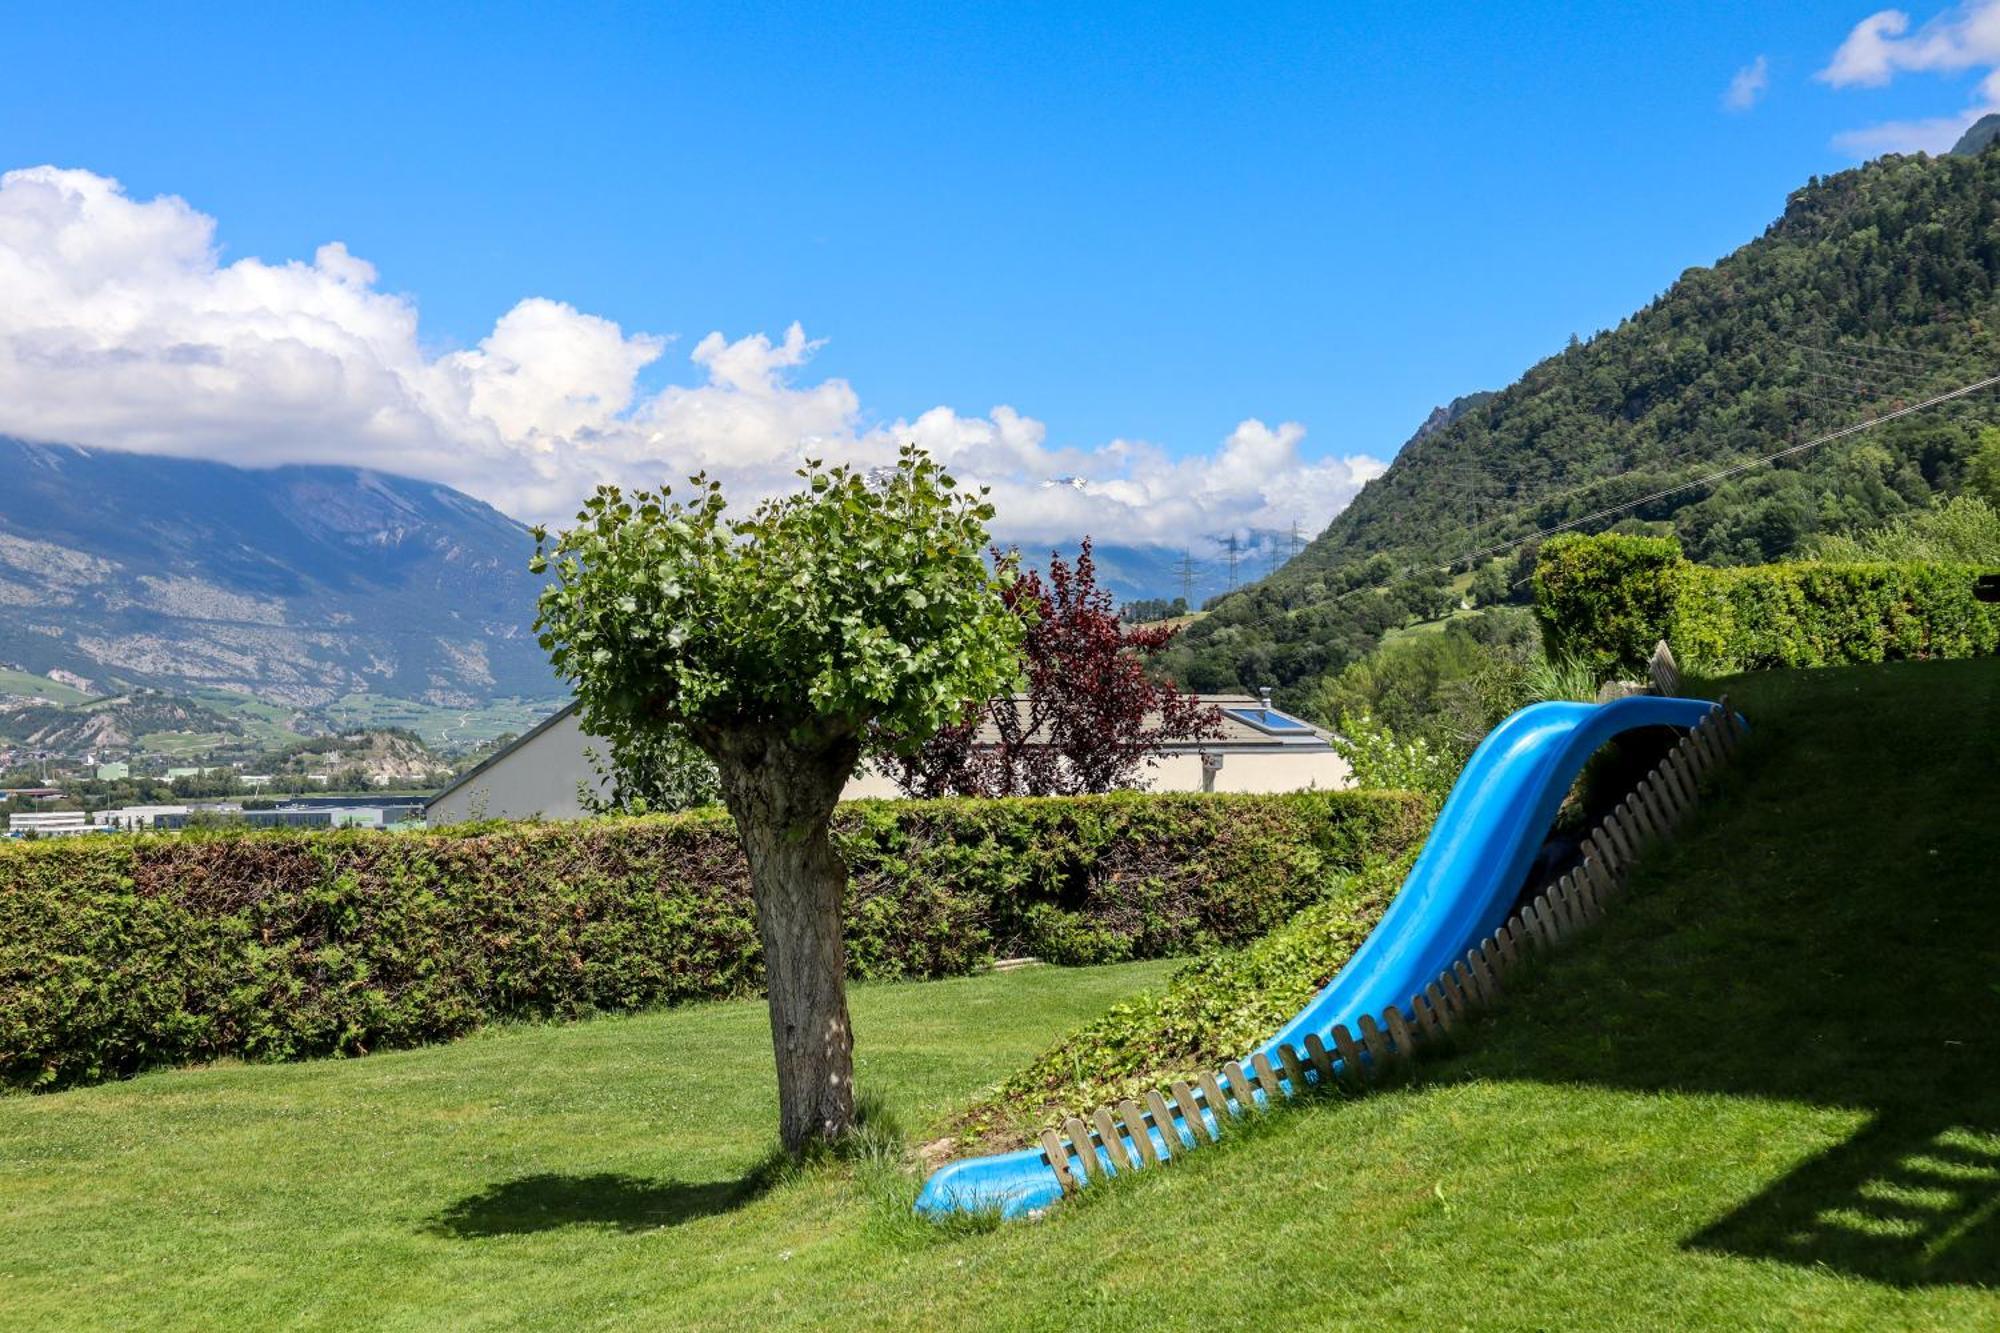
[0,165,1383,548]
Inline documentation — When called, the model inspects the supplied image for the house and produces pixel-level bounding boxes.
[425,693,1350,825]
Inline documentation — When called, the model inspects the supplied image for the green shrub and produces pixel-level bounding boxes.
[1533,532,2000,675]
[950,849,1415,1152]
[1330,712,1454,806]
[0,790,1428,1090]
[1531,532,1686,674]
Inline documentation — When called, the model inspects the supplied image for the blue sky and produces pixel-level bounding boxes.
[1,3,1995,542]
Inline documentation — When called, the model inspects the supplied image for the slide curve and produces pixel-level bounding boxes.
[914,693,1728,1219]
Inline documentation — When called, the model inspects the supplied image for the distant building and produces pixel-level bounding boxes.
[244,810,335,829]
[96,805,189,831]
[148,808,334,831]
[426,693,1351,825]
[7,810,93,838]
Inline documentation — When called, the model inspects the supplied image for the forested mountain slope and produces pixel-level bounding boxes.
[1160,147,2000,695]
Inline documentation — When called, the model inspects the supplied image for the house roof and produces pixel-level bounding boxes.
[962,694,1331,751]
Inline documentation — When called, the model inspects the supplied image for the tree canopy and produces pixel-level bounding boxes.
[532,445,1022,757]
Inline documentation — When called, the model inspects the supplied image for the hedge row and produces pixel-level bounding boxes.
[0,790,1428,1089]
[1534,532,2000,675]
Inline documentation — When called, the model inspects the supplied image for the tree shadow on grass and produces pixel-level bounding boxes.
[1434,665,2000,1289]
[431,1172,765,1237]
[1686,1111,2000,1288]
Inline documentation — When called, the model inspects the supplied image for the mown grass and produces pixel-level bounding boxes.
[0,959,1175,1329]
[1,657,1996,1329]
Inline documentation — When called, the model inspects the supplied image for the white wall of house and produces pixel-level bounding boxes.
[428,708,610,824]
[1142,748,1351,793]
[429,704,1353,825]
[843,749,1351,798]
[97,805,190,830]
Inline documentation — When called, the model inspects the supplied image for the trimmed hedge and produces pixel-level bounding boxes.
[1534,532,2000,675]
[0,790,1427,1090]
[1531,533,1687,673]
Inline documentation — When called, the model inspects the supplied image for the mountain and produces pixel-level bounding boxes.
[1408,391,1498,447]
[1158,145,2000,697]
[1022,533,1297,611]
[0,440,557,710]
[1952,113,2000,157]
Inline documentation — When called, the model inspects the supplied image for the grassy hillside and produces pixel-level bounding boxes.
[0,658,1993,1327]
[0,668,90,707]
[1163,145,2000,696]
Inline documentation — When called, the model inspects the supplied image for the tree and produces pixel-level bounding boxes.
[1968,426,2000,507]
[169,770,244,799]
[1388,571,1454,622]
[883,539,1218,797]
[531,446,1020,1152]
[1118,595,1188,623]
[578,726,721,815]
[327,764,375,793]
[1466,563,1509,607]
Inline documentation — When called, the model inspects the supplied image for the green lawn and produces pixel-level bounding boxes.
[1379,603,1479,646]
[0,960,1176,1329]
[2,658,1996,1329]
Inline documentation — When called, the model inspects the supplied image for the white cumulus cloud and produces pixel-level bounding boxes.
[0,165,1383,553]
[1820,3,2000,155]
[1723,55,1770,111]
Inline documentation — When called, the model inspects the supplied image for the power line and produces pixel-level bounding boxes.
[1772,335,1969,368]
[1781,342,1942,377]
[1452,370,2000,565]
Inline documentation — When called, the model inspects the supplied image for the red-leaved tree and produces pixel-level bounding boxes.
[882,538,1220,796]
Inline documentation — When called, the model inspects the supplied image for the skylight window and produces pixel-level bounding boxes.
[1223,706,1313,736]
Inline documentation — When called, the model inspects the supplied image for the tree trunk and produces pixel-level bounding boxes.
[709,727,861,1155]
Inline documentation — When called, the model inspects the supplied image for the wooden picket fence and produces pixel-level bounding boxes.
[1647,639,1682,697]
[1036,660,1737,1197]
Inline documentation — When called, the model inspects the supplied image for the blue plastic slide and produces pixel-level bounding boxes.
[914,693,1726,1219]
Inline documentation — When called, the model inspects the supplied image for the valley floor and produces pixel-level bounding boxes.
[1,658,1996,1329]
